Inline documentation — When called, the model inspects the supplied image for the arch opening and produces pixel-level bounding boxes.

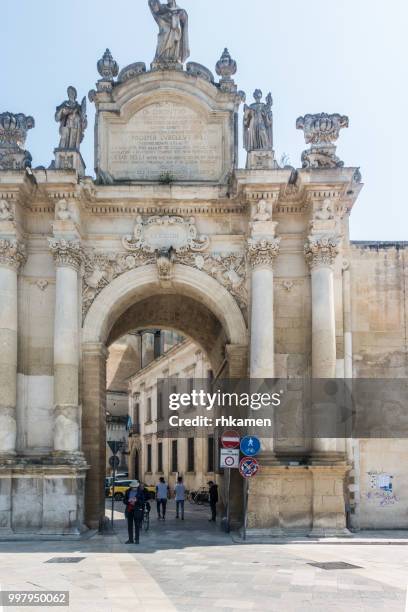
[81,264,248,529]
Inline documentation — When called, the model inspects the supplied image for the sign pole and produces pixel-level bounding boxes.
[111,456,116,527]
[226,468,231,533]
[243,478,249,541]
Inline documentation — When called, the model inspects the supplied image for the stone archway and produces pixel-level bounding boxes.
[82,264,248,528]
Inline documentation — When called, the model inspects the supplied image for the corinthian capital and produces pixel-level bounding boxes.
[0,239,26,271]
[247,237,280,269]
[305,235,340,270]
[49,238,83,270]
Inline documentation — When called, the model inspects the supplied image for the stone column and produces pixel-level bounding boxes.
[0,239,26,457]
[305,235,340,379]
[247,237,280,379]
[49,239,83,456]
[247,225,280,462]
[305,222,343,461]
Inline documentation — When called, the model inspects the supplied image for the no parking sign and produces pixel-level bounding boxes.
[239,457,260,479]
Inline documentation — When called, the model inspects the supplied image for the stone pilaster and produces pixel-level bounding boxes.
[0,239,26,458]
[49,239,83,457]
[82,342,108,530]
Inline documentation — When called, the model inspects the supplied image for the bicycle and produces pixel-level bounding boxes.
[142,502,151,531]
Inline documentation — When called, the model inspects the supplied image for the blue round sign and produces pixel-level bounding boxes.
[240,436,261,457]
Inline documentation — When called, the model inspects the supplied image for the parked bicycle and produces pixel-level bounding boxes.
[188,486,210,505]
[142,501,151,531]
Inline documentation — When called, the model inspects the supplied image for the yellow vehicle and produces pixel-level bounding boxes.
[108,480,156,501]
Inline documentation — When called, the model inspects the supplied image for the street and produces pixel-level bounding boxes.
[0,500,407,611]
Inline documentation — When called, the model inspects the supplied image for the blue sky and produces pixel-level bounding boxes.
[2,0,406,240]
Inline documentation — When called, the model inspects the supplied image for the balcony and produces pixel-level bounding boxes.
[129,424,141,436]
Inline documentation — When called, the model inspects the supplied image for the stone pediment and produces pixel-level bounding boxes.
[91,70,240,185]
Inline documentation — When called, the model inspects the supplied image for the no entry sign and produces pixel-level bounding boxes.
[221,430,240,449]
[239,457,260,479]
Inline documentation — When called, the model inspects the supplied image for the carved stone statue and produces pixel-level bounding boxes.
[55,87,87,150]
[149,0,190,68]
[315,199,334,221]
[253,200,272,222]
[243,90,273,152]
[55,200,72,221]
[0,200,15,221]
[0,112,35,170]
[296,113,349,168]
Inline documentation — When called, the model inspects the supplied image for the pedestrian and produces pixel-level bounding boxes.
[123,480,144,544]
[208,480,218,522]
[175,476,185,520]
[156,476,169,520]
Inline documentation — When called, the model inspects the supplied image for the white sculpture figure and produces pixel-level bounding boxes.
[315,198,334,221]
[56,200,72,221]
[149,0,190,66]
[55,86,87,150]
[0,200,14,221]
[253,200,272,222]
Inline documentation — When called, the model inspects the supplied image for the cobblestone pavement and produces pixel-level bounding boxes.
[0,500,406,611]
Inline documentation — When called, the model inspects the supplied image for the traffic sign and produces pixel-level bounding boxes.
[221,430,241,449]
[240,436,261,457]
[109,455,120,469]
[220,448,240,469]
[239,457,260,479]
[108,440,122,455]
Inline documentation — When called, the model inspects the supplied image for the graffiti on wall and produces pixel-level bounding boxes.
[367,471,399,506]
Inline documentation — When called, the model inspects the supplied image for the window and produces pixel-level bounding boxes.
[171,440,178,473]
[187,438,195,472]
[146,397,152,423]
[147,443,152,473]
[133,402,140,426]
[207,437,214,473]
[157,392,163,420]
[157,442,163,473]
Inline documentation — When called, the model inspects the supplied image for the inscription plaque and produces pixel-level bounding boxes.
[107,102,224,182]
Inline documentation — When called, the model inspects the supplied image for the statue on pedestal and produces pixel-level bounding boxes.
[55,87,87,150]
[244,90,273,152]
[149,0,190,68]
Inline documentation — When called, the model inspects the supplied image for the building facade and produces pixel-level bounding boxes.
[127,339,215,492]
[0,2,407,537]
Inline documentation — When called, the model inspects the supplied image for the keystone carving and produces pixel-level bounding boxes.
[123,215,210,254]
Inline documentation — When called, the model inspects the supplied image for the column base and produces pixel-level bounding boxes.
[51,450,87,466]
[0,459,88,537]
[259,451,281,466]
[308,527,352,538]
[309,451,347,465]
[0,451,17,463]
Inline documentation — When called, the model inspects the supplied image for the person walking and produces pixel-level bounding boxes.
[208,480,218,522]
[156,476,169,520]
[174,476,185,520]
[123,480,145,544]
